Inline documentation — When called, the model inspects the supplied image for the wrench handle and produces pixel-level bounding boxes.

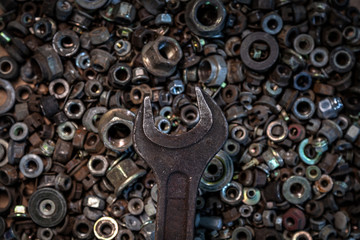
[155,172,199,240]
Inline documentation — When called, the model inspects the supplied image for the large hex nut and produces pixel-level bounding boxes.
[185,0,227,38]
[98,108,135,152]
[142,36,183,77]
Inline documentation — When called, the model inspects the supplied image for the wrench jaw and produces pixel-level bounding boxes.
[133,87,228,240]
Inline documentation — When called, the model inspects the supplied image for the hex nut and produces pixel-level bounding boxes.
[64,99,85,120]
[19,154,44,178]
[98,108,135,152]
[94,216,119,240]
[88,155,109,177]
[185,0,227,38]
[282,176,311,204]
[142,36,183,77]
[198,55,227,87]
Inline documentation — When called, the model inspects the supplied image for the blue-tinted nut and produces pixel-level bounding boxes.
[200,150,234,192]
[89,27,110,45]
[64,99,85,119]
[345,123,360,142]
[261,12,283,35]
[52,29,80,57]
[168,80,184,95]
[198,55,227,87]
[140,0,165,15]
[185,0,227,38]
[98,108,135,152]
[57,121,76,141]
[114,39,131,57]
[34,18,55,41]
[83,195,105,210]
[220,181,243,206]
[292,97,315,120]
[31,44,63,81]
[142,36,183,77]
[298,138,322,165]
[108,63,132,88]
[329,46,355,73]
[75,51,91,69]
[106,158,146,197]
[90,49,115,73]
[9,122,28,142]
[262,148,284,170]
[19,154,44,178]
[56,0,73,21]
[155,13,173,26]
[293,72,312,91]
[113,2,136,24]
[154,116,171,134]
[88,155,108,177]
[282,176,311,204]
[317,97,344,119]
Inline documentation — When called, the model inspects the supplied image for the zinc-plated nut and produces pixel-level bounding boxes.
[106,158,146,197]
[40,139,56,157]
[298,138,322,165]
[200,150,234,192]
[57,121,76,141]
[144,197,157,218]
[88,155,109,177]
[263,210,277,227]
[83,195,105,210]
[317,97,344,119]
[94,217,118,240]
[198,55,227,87]
[19,154,44,178]
[98,108,135,152]
[262,148,284,170]
[242,187,261,205]
[220,181,243,206]
[9,122,28,142]
[310,47,329,67]
[82,107,107,133]
[0,79,15,114]
[185,0,227,38]
[275,216,283,231]
[293,34,315,55]
[168,80,185,95]
[28,188,67,227]
[128,198,144,215]
[282,176,311,204]
[292,97,315,120]
[261,12,283,35]
[64,99,85,120]
[154,116,171,134]
[52,29,80,57]
[49,79,70,99]
[266,119,288,142]
[314,174,333,193]
[89,27,110,45]
[142,36,183,77]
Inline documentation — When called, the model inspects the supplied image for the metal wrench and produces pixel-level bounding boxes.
[133,87,228,240]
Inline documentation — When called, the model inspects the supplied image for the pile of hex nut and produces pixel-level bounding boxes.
[0,0,359,239]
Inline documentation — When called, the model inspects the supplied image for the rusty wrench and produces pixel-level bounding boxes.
[133,87,228,240]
